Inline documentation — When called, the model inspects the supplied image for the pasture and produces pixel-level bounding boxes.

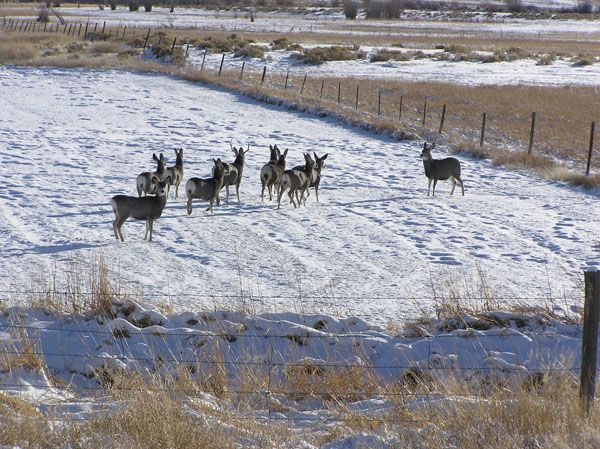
[0,66,596,323]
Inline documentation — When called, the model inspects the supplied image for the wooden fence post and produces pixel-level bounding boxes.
[422,100,427,127]
[218,53,225,76]
[200,51,206,72]
[284,71,289,89]
[261,66,267,85]
[355,84,359,110]
[122,25,126,38]
[185,43,190,58]
[170,37,177,55]
[239,61,245,80]
[528,111,536,154]
[399,95,403,119]
[93,23,98,34]
[438,104,446,134]
[320,79,324,99]
[101,21,106,35]
[378,90,381,116]
[143,28,151,49]
[337,81,341,104]
[586,121,595,176]
[78,23,82,36]
[480,112,487,148]
[581,270,600,416]
[300,74,307,94]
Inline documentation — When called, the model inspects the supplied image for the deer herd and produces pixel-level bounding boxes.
[111,141,464,242]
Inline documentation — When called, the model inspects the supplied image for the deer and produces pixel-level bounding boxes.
[294,152,329,204]
[165,148,184,199]
[277,153,314,210]
[186,158,229,214]
[217,141,250,205]
[111,177,171,242]
[420,142,464,196]
[260,145,288,202]
[136,153,166,197]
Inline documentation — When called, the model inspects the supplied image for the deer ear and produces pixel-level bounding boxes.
[321,154,328,161]
[213,158,217,164]
[153,153,158,161]
[430,143,436,150]
[283,149,288,157]
[151,175,158,183]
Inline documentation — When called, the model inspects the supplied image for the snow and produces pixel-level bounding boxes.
[0,67,598,326]
[191,47,600,86]
[13,5,600,37]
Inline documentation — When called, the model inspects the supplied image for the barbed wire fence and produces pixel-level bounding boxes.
[0,287,591,423]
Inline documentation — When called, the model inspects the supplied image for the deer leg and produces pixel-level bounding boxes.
[113,216,125,242]
[186,197,193,215]
[432,179,438,197]
[147,219,154,242]
[315,186,319,203]
[427,178,432,196]
[276,185,286,210]
[144,220,149,241]
[236,183,240,204]
[268,184,273,202]
[226,185,230,205]
[450,177,456,195]
[289,189,297,208]
[112,216,120,241]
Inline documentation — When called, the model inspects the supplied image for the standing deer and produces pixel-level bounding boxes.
[278,153,314,209]
[165,148,184,199]
[217,141,250,205]
[260,145,288,202]
[293,152,328,204]
[137,153,166,197]
[420,142,464,196]
[111,177,171,242]
[186,158,229,214]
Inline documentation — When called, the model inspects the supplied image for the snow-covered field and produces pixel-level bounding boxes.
[1,66,598,325]
[9,5,600,38]
[192,47,600,86]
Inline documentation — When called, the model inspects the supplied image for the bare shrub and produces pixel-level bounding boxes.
[293,46,362,64]
[87,41,124,55]
[576,0,593,13]
[504,0,525,12]
[128,0,140,11]
[343,0,358,19]
[234,44,266,59]
[144,0,153,11]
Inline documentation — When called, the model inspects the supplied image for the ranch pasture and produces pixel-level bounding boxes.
[0,66,597,323]
[1,5,600,447]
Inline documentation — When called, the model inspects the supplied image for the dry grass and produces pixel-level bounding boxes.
[28,253,114,316]
[409,375,600,449]
[0,39,39,62]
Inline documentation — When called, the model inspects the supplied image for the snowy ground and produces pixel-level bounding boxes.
[7,5,600,38]
[191,46,600,86]
[0,66,598,324]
